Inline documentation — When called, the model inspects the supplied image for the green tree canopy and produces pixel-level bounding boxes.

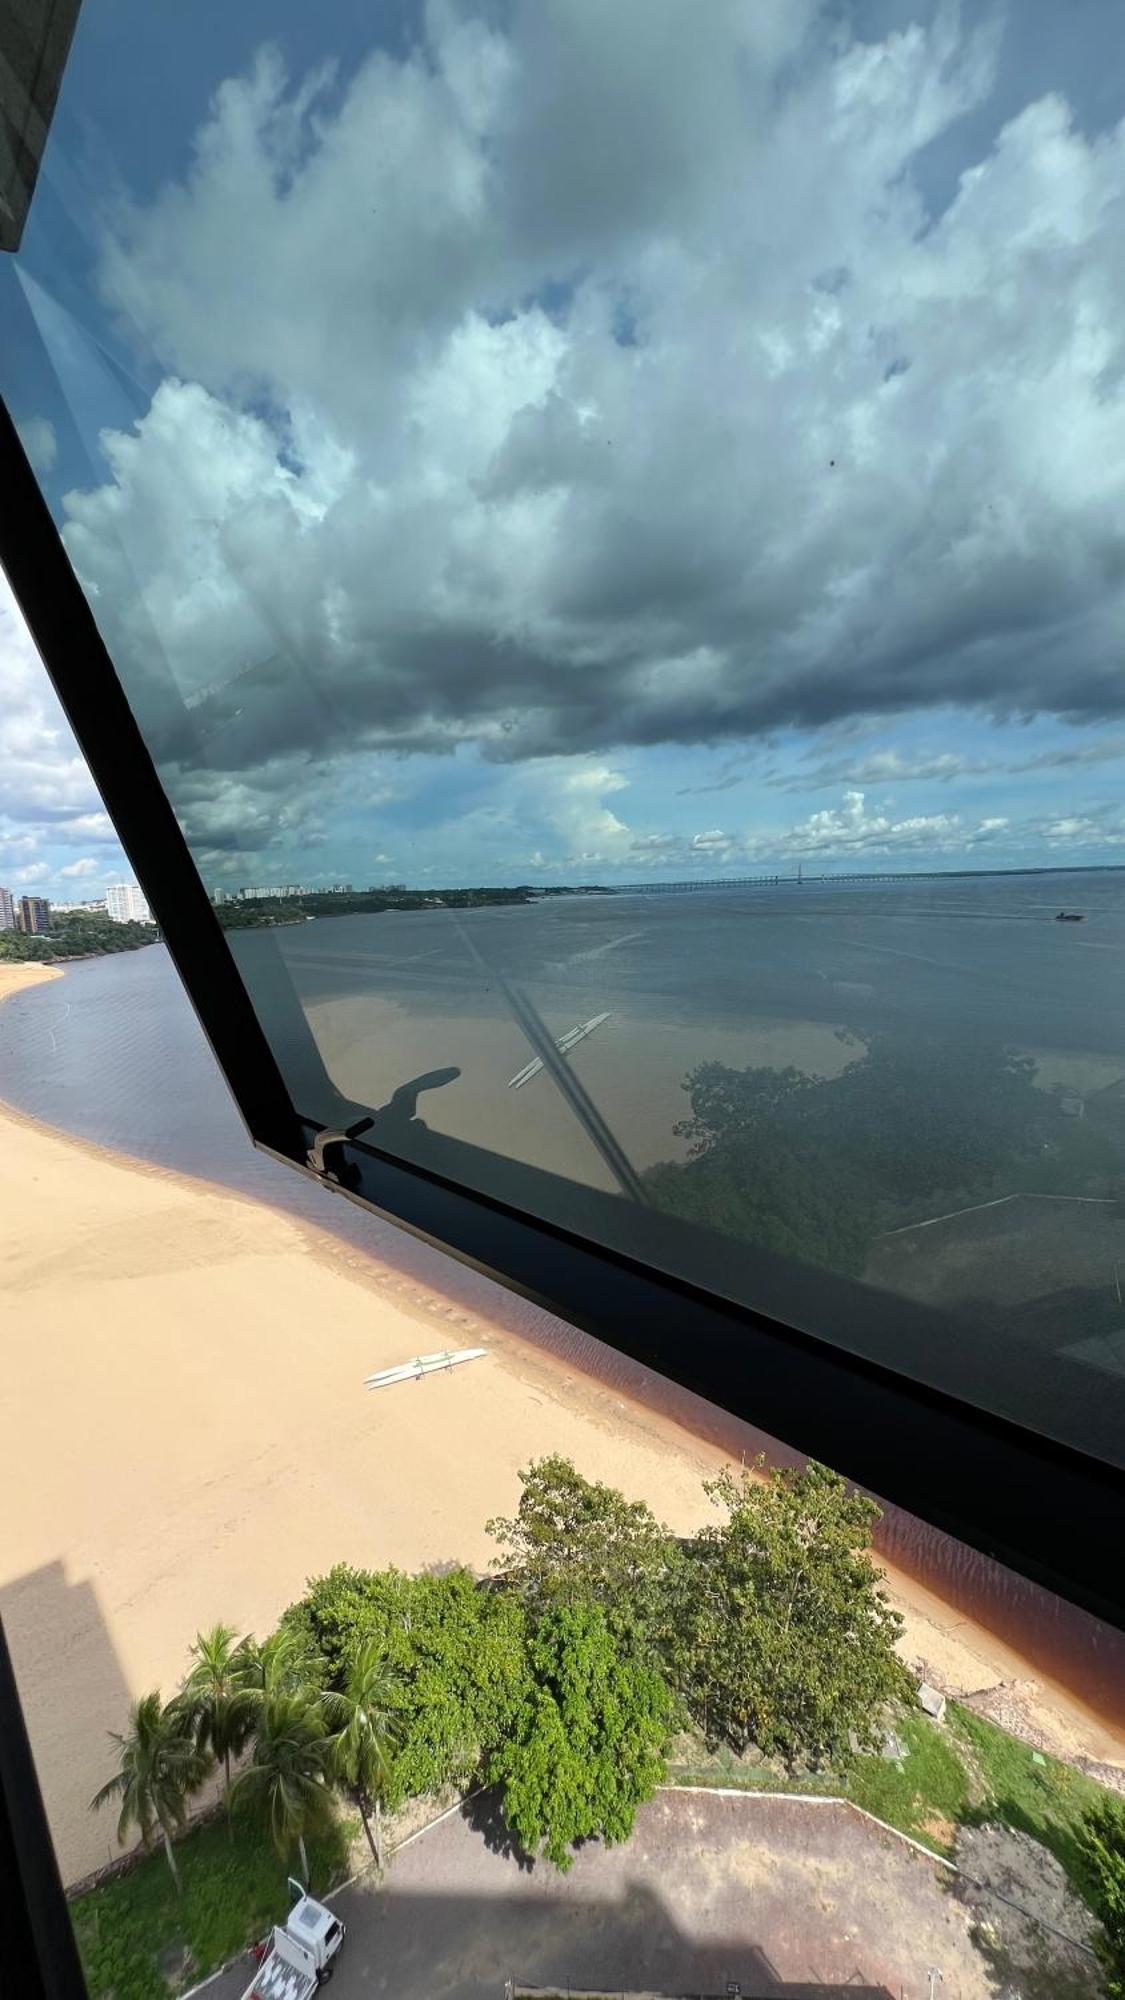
[182,1623,256,1819]
[239,1626,323,1701]
[233,1692,335,1885]
[0,912,156,962]
[322,1637,402,1869]
[1079,1797,1125,1997]
[283,1564,528,1806]
[668,1461,911,1768]
[486,1455,680,1642]
[490,1601,675,1870]
[90,1692,212,1891]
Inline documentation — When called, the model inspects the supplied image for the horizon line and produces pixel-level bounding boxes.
[210,859,1125,897]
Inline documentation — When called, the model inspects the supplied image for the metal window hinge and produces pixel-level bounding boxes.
[306,1117,373,1189]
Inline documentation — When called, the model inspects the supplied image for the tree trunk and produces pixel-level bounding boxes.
[357,1795,380,1868]
[374,1798,384,1874]
[160,1824,182,1894]
[224,1748,232,1835]
[298,1832,310,1886]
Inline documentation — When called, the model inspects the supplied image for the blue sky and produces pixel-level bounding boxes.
[4,0,1125,895]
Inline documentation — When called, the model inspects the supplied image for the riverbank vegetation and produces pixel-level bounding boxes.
[74,1455,1125,1998]
[671,1697,1116,1868]
[214,883,608,929]
[0,911,156,961]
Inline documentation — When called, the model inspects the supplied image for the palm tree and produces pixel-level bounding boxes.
[239,1627,319,1702]
[233,1692,335,1885]
[90,1691,212,1892]
[323,1639,402,1871]
[182,1624,256,1823]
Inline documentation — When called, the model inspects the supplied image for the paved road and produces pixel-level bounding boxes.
[204,1791,1000,2000]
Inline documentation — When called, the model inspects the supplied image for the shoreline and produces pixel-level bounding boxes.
[2,960,1123,1885]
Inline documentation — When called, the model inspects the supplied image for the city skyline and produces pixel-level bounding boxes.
[0,875,151,928]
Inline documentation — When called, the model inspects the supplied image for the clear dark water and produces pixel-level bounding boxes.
[3,872,1124,1731]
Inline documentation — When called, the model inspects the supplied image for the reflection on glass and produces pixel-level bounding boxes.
[4,1,1125,1463]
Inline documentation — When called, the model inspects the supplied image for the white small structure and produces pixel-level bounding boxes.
[917,1681,947,1723]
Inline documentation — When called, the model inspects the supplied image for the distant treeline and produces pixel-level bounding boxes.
[0,912,157,962]
[214,884,609,929]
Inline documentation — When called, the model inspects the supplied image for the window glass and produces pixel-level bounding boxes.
[6,16,1125,1991]
[4,0,1125,1472]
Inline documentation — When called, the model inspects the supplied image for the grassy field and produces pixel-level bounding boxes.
[70,1811,356,2000]
[670,1699,1112,1881]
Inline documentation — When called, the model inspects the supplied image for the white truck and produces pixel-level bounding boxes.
[242,1884,347,1998]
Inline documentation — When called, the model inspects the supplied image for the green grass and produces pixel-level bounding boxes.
[672,1700,1115,1879]
[70,1810,356,2000]
[847,1708,970,1850]
[950,1702,1108,1890]
[671,1711,969,1855]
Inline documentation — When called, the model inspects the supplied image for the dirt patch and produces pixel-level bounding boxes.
[952,1822,1102,2000]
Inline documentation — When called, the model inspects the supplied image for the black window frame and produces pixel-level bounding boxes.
[0,1614,88,1996]
[2,392,1124,1627]
[3,384,1125,1994]
[2,386,1124,1620]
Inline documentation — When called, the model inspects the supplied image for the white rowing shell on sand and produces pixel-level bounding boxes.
[507,1011,612,1089]
[364,1347,487,1389]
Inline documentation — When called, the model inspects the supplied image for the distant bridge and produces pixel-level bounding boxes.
[608,866,1091,894]
[613,875,796,893]
[610,871,920,893]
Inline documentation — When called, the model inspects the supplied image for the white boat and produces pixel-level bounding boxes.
[508,1012,612,1088]
[364,1347,487,1389]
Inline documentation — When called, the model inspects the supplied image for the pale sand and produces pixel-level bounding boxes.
[1,961,1122,1886]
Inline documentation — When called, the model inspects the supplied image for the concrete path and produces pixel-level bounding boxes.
[204,1791,997,2000]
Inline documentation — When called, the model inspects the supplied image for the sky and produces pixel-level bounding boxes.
[4,0,1125,896]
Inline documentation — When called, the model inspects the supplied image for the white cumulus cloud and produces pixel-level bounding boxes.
[6,2,1125,880]
[37,2,1125,808]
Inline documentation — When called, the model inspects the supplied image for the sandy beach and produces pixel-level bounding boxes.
[1,959,1122,1886]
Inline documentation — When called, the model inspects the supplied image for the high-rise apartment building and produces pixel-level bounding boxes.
[0,884,15,931]
[18,895,51,935]
[105,882,152,924]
